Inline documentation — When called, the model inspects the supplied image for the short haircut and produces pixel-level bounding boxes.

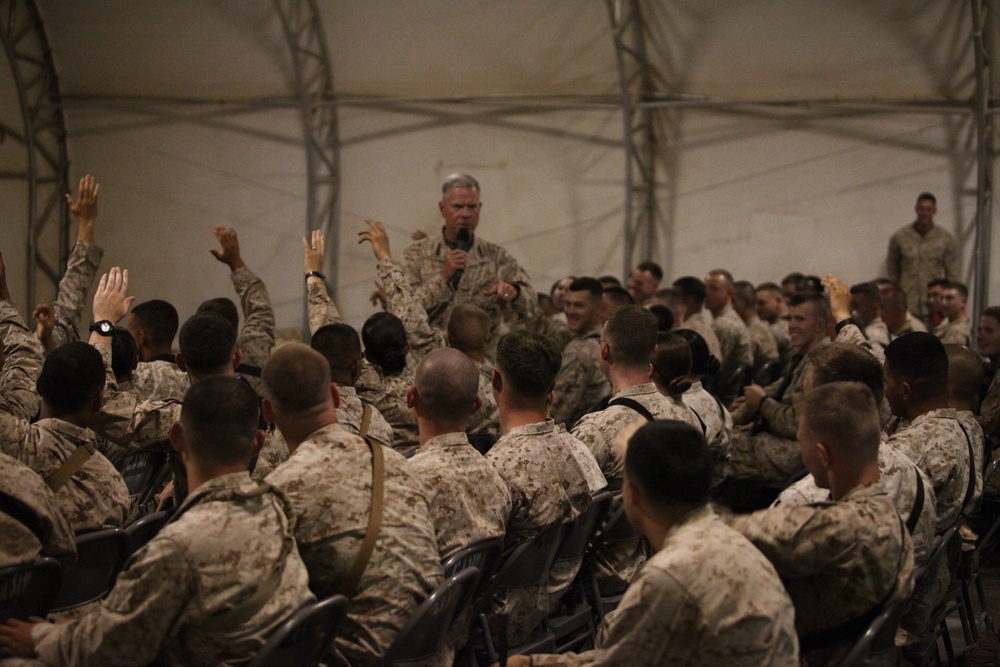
[788,291,831,322]
[180,377,260,467]
[946,282,969,299]
[604,305,658,368]
[756,282,782,293]
[849,281,882,306]
[884,332,949,398]
[179,312,237,375]
[647,305,674,333]
[414,348,480,423]
[927,277,950,290]
[311,323,362,383]
[361,312,408,375]
[196,297,239,331]
[36,342,105,414]
[111,326,138,380]
[672,276,706,304]
[442,173,480,194]
[873,277,896,290]
[262,343,331,415]
[495,330,561,399]
[917,192,937,205]
[781,272,805,288]
[799,381,880,461]
[602,286,634,309]
[598,275,623,288]
[881,285,908,311]
[800,275,824,294]
[131,299,179,348]
[675,329,719,377]
[707,268,734,285]
[636,261,663,281]
[982,306,1000,323]
[447,304,491,355]
[732,280,756,309]
[654,286,683,302]
[625,420,712,508]
[809,343,885,402]
[568,276,603,298]
[945,344,985,407]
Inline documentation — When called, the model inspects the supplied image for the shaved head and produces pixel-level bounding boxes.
[414,348,480,423]
[945,344,985,410]
[262,343,331,415]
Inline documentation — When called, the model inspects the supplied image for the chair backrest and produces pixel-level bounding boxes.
[492,522,567,591]
[0,558,63,623]
[50,527,132,612]
[555,491,614,563]
[837,592,909,667]
[125,510,172,553]
[594,502,640,546]
[716,365,752,403]
[248,594,349,667]
[117,449,169,504]
[753,359,783,387]
[442,536,504,598]
[381,567,480,665]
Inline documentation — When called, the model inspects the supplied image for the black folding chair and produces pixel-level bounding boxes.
[248,594,349,667]
[125,510,173,553]
[50,527,132,612]
[837,592,909,667]
[0,558,63,623]
[715,365,752,405]
[381,567,481,665]
[753,359,783,387]
[443,536,504,597]
[583,502,641,620]
[116,449,170,510]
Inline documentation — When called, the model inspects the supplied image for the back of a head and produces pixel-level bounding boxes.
[945,344,985,409]
[131,299,179,348]
[849,281,882,307]
[262,343,332,416]
[732,280,756,311]
[111,327,139,380]
[447,304,491,355]
[675,328,719,377]
[884,332,948,398]
[882,285,908,313]
[495,330,562,401]
[180,376,260,468]
[361,312,408,375]
[196,297,240,331]
[809,343,885,402]
[36,341,105,415]
[647,305,674,333]
[626,420,712,510]
[672,276,706,304]
[179,312,237,376]
[415,348,480,424]
[652,332,693,396]
[311,323,362,383]
[602,286,634,310]
[781,272,805,290]
[654,287,684,308]
[604,305,658,368]
[799,381,880,463]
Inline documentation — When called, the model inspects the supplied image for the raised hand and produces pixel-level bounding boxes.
[302,229,325,274]
[66,174,99,244]
[92,267,135,325]
[209,226,245,270]
[357,219,392,261]
[822,274,851,322]
[32,304,56,351]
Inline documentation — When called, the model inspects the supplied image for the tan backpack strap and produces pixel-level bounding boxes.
[45,441,97,492]
[343,438,385,595]
[359,403,373,439]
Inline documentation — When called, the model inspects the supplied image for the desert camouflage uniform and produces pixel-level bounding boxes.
[679,311,723,361]
[730,483,915,666]
[980,370,1000,441]
[531,506,799,667]
[230,266,276,395]
[572,383,699,594]
[468,362,500,439]
[888,408,982,533]
[486,419,594,644]
[337,385,393,448]
[409,432,511,559]
[746,314,779,373]
[711,304,755,376]
[131,358,188,402]
[556,423,607,495]
[933,317,972,346]
[48,241,103,348]
[29,472,313,667]
[0,451,76,569]
[0,300,43,421]
[551,327,610,428]
[887,223,960,320]
[308,280,341,334]
[835,321,884,363]
[864,316,892,352]
[520,309,573,351]
[892,312,928,338]
[400,232,536,358]
[683,380,733,484]
[266,423,444,666]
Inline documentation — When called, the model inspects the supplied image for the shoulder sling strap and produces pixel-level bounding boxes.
[45,441,97,492]
[607,397,655,422]
[359,403,373,439]
[906,469,926,536]
[342,437,385,596]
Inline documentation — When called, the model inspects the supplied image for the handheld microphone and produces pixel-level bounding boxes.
[450,228,471,286]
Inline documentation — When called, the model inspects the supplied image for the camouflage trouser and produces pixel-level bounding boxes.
[727,430,801,484]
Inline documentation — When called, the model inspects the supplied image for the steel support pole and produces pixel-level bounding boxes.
[273,0,340,336]
[970,0,997,317]
[0,0,69,310]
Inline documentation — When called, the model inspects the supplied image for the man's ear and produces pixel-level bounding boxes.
[232,348,244,370]
[251,429,265,459]
[262,397,276,424]
[407,385,418,410]
[175,353,187,373]
[815,441,831,469]
[491,369,502,394]
[330,382,342,411]
[600,341,611,364]
[900,380,913,403]
[470,394,483,416]
[90,388,105,414]
[350,359,362,386]
[169,421,187,457]
[444,334,452,349]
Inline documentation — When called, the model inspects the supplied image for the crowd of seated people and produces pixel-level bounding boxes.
[0,173,998,666]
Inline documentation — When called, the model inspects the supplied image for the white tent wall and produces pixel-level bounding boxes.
[5,0,994,335]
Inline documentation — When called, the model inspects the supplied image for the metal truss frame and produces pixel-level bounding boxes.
[1,0,69,311]
[970,0,997,319]
[273,0,340,332]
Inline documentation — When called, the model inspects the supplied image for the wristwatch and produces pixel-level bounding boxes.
[90,320,114,337]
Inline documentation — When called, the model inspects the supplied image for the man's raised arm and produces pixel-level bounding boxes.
[303,229,342,333]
